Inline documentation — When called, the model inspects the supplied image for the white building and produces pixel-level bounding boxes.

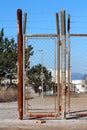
[71,80,87,93]
[48,68,87,93]
[48,69,68,84]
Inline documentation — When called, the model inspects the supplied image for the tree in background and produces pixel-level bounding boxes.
[25,45,34,69]
[28,64,53,92]
[0,28,17,75]
[0,28,34,85]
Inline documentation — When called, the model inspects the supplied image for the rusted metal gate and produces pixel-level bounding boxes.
[22,34,60,119]
[17,9,69,120]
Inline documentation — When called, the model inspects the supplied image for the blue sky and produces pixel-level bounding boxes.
[1,0,87,74]
[1,0,87,36]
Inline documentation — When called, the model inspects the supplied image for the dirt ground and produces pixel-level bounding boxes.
[0,93,87,130]
[0,87,18,102]
[0,119,87,130]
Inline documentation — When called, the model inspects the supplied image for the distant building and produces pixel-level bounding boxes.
[47,68,69,83]
[48,68,87,93]
[1,73,18,86]
[71,80,87,93]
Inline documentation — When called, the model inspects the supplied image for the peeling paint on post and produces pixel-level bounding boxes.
[68,14,71,114]
[60,9,66,119]
[17,9,23,120]
[56,13,61,116]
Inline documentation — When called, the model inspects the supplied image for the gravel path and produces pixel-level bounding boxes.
[0,93,87,130]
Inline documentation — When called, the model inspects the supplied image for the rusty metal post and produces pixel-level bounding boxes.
[17,9,23,120]
[67,14,70,113]
[60,9,66,119]
[56,13,61,116]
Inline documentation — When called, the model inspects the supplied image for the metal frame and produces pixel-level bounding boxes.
[23,34,61,118]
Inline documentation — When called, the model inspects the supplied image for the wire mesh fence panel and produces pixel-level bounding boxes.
[68,36,87,117]
[23,35,60,118]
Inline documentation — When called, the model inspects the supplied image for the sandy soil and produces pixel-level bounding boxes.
[0,119,87,130]
[0,93,87,130]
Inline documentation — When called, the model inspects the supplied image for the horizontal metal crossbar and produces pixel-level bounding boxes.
[25,112,57,118]
[23,34,59,37]
[70,34,87,37]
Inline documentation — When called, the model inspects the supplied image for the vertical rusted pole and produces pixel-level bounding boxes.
[67,14,70,113]
[17,9,23,120]
[60,9,66,119]
[56,13,61,116]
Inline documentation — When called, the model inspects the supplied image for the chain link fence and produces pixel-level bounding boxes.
[69,36,87,117]
[23,35,60,118]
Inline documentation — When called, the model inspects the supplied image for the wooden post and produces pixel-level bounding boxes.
[17,9,23,120]
[56,13,61,116]
[67,14,70,113]
[60,9,66,119]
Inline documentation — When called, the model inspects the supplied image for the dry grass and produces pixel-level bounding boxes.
[0,86,18,102]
